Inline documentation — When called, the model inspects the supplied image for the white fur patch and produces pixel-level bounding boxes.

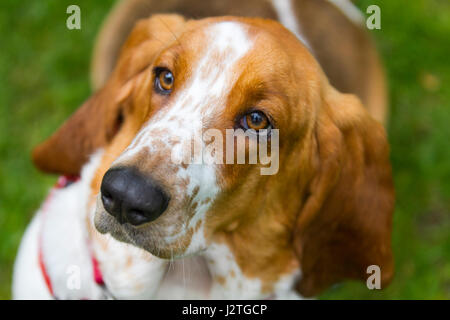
[206,242,263,299]
[273,270,303,299]
[91,232,167,299]
[205,242,302,299]
[12,214,53,299]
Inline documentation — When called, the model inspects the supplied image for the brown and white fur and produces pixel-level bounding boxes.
[13,0,394,299]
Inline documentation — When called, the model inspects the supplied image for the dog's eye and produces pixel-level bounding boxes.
[154,68,174,94]
[239,111,272,132]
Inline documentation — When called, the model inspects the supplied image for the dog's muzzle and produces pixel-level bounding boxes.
[100,167,170,226]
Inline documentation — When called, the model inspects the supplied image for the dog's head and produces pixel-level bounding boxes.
[33,15,394,296]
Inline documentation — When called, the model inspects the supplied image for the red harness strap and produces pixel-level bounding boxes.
[38,243,54,296]
[38,175,106,298]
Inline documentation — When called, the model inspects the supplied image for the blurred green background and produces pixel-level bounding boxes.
[0,0,449,299]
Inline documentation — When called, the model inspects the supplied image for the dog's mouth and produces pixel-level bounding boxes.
[93,195,205,259]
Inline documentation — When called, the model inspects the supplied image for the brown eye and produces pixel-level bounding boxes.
[240,111,272,131]
[154,68,174,94]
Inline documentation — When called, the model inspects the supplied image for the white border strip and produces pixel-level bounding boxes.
[326,0,365,25]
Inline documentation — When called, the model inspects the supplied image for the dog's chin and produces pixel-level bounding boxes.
[94,206,198,260]
[94,208,132,243]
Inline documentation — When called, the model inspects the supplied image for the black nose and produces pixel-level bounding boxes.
[100,167,170,226]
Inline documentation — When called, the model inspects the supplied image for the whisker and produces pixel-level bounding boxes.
[157,16,183,49]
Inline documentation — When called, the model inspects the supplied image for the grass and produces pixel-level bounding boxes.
[0,0,449,299]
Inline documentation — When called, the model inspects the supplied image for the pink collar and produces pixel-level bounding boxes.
[38,176,106,298]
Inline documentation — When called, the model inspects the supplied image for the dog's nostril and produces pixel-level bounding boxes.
[100,167,170,226]
[102,189,111,198]
[101,193,114,211]
[126,209,149,226]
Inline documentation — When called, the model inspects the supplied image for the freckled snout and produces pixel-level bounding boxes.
[100,167,170,226]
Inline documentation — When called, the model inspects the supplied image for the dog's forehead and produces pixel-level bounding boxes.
[176,21,254,113]
[180,20,254,86]
[175,19,305,100]
[180,19,285,73]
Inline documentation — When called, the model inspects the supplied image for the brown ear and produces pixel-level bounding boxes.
[293,88,395,297]
[32,89,122,175]
[33,14,187,176]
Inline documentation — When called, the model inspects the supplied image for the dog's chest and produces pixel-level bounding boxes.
[155,256,212,299]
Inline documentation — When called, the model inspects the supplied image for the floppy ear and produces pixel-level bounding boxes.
[32,14,187,175]
[32,90,122,175]
[293,87,395,297]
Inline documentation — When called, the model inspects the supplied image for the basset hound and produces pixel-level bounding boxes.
[13,0,394,299]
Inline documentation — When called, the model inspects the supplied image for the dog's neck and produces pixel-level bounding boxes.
[204,233,300,299]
